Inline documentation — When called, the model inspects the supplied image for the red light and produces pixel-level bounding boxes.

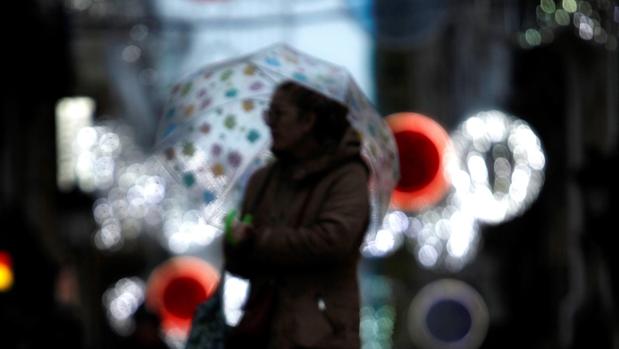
[0,251,11,267]
[162,276,208,320]
[145,256,220,336]
[387,112,451,212]
[0,251,14,292]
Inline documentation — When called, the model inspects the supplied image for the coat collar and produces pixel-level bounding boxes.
[276,127,365,182]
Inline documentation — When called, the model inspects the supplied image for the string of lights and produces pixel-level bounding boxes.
[517,0,619,49]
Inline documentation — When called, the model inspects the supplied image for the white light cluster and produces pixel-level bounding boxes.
[450,110,545,224]
[103,277,145,336]
[70,122,128,193]
[363,155,481,269]
[522,0,617,50]
[402,110,545,272]
[55,97,95,191]
[162,209,220,254]
[406,193,480,272]
[362,210,408,258]
[68,121,221,253]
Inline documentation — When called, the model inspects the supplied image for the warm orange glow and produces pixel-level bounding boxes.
[145,256,220,336]
[386,112,451,212]
[0,251,14,292]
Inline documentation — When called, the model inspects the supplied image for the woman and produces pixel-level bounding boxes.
[224,80,370,349]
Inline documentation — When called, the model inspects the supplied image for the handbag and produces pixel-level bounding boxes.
[185,283,226,349]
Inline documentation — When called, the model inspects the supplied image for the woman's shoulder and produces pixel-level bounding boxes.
[245,162,278,190]
[250,162,276,180]
[332,155,370,177]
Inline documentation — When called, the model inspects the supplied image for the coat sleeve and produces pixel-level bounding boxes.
[223,168,265,278]
[248,162,370,271]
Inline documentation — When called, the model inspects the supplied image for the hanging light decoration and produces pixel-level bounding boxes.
[450,110,546,225]
[519,0,618,50]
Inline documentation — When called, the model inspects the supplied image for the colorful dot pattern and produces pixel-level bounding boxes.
[252,45,351,104]
[154,43,398,230]
[159,99,271,211]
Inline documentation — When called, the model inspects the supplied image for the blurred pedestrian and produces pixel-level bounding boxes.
[224,80,370,349]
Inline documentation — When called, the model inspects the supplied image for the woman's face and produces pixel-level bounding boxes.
[265,91,313,153]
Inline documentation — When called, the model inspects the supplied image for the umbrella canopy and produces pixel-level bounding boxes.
[154,43,399,237]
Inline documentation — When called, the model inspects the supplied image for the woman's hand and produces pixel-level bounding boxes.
[230,222,254,245]
[224,210,254,246]
[223,219,256,278]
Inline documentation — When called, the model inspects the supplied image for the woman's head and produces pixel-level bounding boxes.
[265,81,350,154]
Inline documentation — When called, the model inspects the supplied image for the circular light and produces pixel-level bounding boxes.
[451,110,545,224]
[146,256,220,336]
[408,279,489,349]
[162,276,208,320]
[426,299,472,341]
[0,251,13,292]
[0,265,13,292]
[386,113,451,212]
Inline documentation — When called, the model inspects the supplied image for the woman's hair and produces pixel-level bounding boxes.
[274,80,350,144]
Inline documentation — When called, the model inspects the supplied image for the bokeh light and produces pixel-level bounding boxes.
[361,304,396,349]
[408,279,489,349]
[103,277,146,336]
[362,210,407,258]
[0,251,14,292]
[360,274,396,349]
[145,256,220,338]
[385,119,481,271]
[563,0,578,13]
[450,110,546,225]
[386,112,452,213]
[522,0,618,50]
[55,96,95,191]
[540,0,556,14]
[66,120,222,254]
[405,186,481,272]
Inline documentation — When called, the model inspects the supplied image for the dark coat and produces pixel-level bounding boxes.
[225,128,370,349]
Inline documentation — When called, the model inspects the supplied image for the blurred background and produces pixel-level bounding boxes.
[1,0,618,348]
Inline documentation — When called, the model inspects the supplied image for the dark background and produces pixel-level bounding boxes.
[1,1,617,348]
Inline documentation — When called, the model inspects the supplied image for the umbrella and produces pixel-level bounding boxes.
[154,43,399,239]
